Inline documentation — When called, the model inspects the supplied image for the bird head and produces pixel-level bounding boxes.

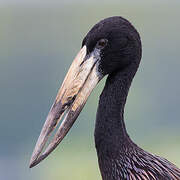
[29,16,141,168]
[82,16,141,75]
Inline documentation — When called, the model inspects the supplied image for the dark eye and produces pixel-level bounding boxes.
[97,39,108,49]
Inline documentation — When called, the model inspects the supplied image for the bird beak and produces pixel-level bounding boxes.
[29,46,103,168]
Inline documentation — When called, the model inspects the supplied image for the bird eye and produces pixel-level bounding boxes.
[97,39,108,49]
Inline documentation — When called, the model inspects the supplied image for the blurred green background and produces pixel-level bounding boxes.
[0,0,180,179]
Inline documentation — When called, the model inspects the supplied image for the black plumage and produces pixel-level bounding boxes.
[83,17,180,180]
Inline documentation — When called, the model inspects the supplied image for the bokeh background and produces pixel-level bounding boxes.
[0,0,180,179]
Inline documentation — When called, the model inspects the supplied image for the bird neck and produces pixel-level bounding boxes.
[95,63,138,153]
[94,63,139,180]
[94,63,180,180]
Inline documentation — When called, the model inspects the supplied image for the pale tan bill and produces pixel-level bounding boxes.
[29,46,102,168]
[29,46,87,167]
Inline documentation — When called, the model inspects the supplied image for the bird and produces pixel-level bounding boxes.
[29,16,180,180]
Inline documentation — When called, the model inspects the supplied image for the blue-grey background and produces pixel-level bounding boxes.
[0,0,180,179]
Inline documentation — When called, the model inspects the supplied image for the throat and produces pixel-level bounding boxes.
[95,64,137,152]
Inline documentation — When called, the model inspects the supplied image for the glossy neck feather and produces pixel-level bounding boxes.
[94,63,139,179]
[95,63,138,149]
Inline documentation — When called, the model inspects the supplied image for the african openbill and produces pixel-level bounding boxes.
[30,16,180,179]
